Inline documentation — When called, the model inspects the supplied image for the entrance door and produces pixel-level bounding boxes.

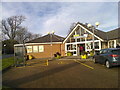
[77,44,85,56]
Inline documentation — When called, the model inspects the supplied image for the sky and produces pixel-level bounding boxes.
[1,1,118,37]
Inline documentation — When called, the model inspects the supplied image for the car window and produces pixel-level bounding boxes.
[100,50,108,54]
[100,50,103,54]
[111,49,120,54]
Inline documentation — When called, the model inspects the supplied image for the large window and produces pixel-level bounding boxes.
[86,42,99,50]
[67,44,76,50]
[95,42,99,49]
[86,42,92,49]
[109,40,116,48]
[33,46,38,52]
[39,45,44,52]
[26,45,44,53]
[26,46,32,53]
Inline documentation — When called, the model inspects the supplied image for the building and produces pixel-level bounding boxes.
[14,22,120,58]
[63,22,120,56]
[14,34,65,58]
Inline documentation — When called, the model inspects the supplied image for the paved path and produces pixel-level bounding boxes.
[2,59,120,88]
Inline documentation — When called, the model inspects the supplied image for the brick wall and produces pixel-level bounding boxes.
[27,44,65,58]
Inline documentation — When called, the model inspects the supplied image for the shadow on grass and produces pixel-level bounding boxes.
[3,62,79,88]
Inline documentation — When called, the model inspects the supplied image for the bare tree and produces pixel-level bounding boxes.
[31,33,41,40]
[24,33,41,42]
[15,27,28,43]
[1,15,41,43]
[68,22,76,34]
[15,27,41,44]
[2,15,26,40]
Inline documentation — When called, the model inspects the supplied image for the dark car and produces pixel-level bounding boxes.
[94,48,120,68]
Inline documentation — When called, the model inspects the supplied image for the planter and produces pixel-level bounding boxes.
[90,52,94,56]
[28,55,33,60]
[67,52,72,56]
[81,54,88,59]
[55,55,61,59]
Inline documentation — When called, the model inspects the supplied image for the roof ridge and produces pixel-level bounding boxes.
[106,27,120,33]
[26,34,64,43]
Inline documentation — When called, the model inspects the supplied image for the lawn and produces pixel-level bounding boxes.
[1,56,23,89]
[1,57,14,89]
[1,57,14,71]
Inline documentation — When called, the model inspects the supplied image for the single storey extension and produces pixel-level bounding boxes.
[14,22,120,58]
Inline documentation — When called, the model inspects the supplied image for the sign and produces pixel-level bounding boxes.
[33,46,38,52]
[39,45,44,52]
[73,36,86,39]
[73,34,79,37]
[26,46,32,53]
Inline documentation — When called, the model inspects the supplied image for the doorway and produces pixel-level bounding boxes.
[77,44,85,56]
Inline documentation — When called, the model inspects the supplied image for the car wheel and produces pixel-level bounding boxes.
[105,61,111,68]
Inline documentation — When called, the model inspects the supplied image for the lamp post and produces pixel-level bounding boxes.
[47,30,55,58]
[87,22,100,54]
[4,44,6,54]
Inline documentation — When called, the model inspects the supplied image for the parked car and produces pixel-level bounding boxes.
[94,48,120,68]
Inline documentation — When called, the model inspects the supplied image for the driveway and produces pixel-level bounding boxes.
[2,59,120,88]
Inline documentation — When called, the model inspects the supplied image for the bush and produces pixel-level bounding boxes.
[2,39,18,54]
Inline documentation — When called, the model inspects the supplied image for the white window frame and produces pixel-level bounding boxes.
[26,46,33,53]
[33,46,38,53]
[39,45,44,52]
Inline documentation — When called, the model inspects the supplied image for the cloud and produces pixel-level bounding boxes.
[41,2,118,36]
[2,0,120,2]
[2,2,118,37]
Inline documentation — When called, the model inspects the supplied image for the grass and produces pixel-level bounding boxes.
[1,57,23,89]
[0,57,14,89]
[1,86,15,90]
[1,57,14,71]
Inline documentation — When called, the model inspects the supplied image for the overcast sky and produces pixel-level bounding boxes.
[2,1,118,37]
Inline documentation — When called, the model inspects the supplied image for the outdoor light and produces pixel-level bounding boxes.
[47,32,50,34]
[4,44,6,54]
[95,22,100,27]
[87,24,92,27]
[84,33,88,37]
[87,22,100,55]
[48,30,55,58]
[52,30,55,34]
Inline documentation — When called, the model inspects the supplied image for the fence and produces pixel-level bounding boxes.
[14,45,27,67]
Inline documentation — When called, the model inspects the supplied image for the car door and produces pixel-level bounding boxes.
[99,49,108,64]
[95,50,103,63]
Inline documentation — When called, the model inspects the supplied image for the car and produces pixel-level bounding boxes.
[94,48,120,68]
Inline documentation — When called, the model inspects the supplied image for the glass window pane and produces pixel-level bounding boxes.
[95,42,99,49]
[39,45,44,52]
[112,50,120,54]
[26,46,32,53]
[33,46,38,53]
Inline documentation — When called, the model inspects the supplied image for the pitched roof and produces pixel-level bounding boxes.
[78,22,107,40]
[107,28,120,40]
[66,22,119,41]
[64,22,106,43]
[79,22,120,40]
[27,34,65,43]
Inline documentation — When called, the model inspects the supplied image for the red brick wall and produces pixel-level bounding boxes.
[27,44,65,58]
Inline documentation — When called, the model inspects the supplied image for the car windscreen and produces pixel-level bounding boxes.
[111,49,120,55]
